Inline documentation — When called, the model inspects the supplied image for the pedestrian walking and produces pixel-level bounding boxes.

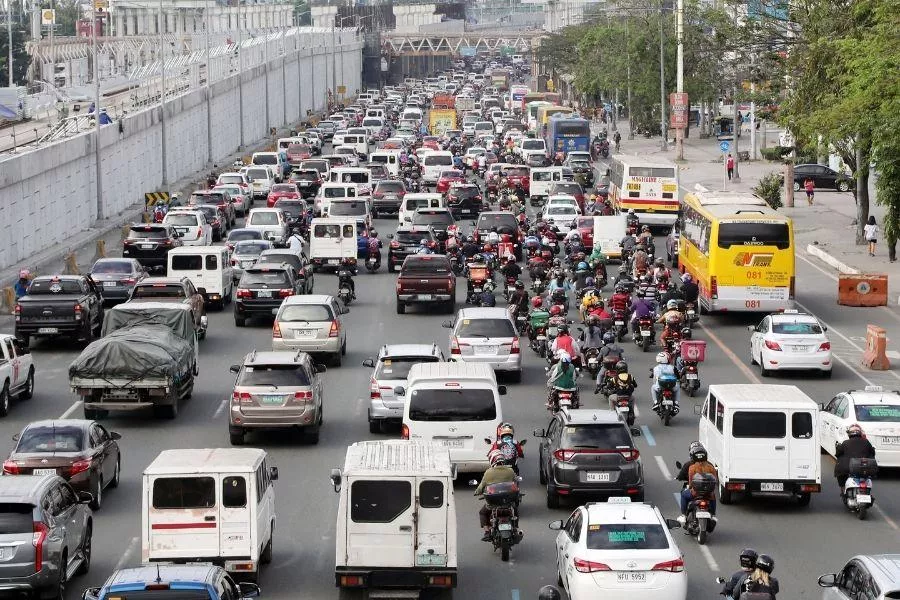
[804,177,815,205]
[726,154,735,180]
[864,216,878,257]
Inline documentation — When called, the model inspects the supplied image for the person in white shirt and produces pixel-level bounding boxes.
[287,230,305,254]
[864,215,878,257]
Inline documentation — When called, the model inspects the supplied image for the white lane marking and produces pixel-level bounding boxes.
[655,456,672,480]
[874,505,900,531]
[59,401,83,419]
[697,321,761,384]
[113,536,140,571]
[213,397,229,418]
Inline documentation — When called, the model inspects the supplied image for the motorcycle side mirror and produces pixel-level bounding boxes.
[715,577,727,584]
[498,385,507,396]
[675,461,683,469]
[548,520,564,530]
[441,320,454,328]
[362,358,375,368]
[533,428,546,438]
[818,574,837,588]
[387,233,394,239]
[746,325,755,332]
[394,386,406,396]
[468,479,479,486]
[519,439,527,446]
[484,437,492,445]
[665,518,682,530]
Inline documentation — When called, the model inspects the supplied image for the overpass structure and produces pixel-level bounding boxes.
[380,28,544,56]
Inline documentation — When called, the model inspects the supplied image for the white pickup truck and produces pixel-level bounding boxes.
[0,333,35,416]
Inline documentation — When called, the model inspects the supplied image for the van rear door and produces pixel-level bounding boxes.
[219,474,253,558]
[788,409,819,481]
[345,477,415,567]
[727,410,790,480]
[148,475,219,559]
[415,478,449,568]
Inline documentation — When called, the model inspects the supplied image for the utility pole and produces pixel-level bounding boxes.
[158,0,167,185]
[238,0,244,149]
[626,18,633,140]
[7,0,13,86]
[92,4,103,218]
[657,0,666,151]
[675,0,684,160]
[749,54,756,160]
[730,3,740,183]
[205,0,212,162]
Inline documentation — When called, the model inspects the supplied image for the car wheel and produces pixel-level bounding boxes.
[837,180,850,192]
[793,180,801,192]
[396,301,406,314]
[538,459,547,485]
[235,316,246,327]
[90,477,103,510]
[20,368,34,400]
[260,523,274,564]
[0,381,10,417]
[109,456,121,488]
[50,551,66,600]
[230,429,244,445]
[546,484,560,509]
[797,492,812,507]
[749,348,757,365]
[719,482,733,505]
[822,369,832,379]
[76,523,92,575]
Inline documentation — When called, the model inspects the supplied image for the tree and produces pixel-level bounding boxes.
[0,25,30,87]
[293,0,311,26]
[41,0,82,37]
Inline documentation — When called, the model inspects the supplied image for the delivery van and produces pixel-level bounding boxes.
[331,440,457,596]
[329,167,372,196]
[698,384,821,506]
[142,448,278,578]
[167,246,234,309]
[592,214,627,259]
[399,193,444,224]
[421,151,454,185]
[308,217,358,271]
[400,363,505,473]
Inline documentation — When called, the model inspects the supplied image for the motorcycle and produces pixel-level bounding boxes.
[684,302,699,328]
[337,267,355,306]
[635,316,655,351]
[609,387,635,426]
[842,458,878,520]
[612,309,628,342]
[679,360,701,397]
[449,253,464,276]
[583,346,601,379]
[466,264,491,305]
[675,465,717,545]
[503,277,520,303]
[530,323,549,357]
[653,377,679,426]
[531,277,547,295]
[472,479,525,562]
[548,386,580,412]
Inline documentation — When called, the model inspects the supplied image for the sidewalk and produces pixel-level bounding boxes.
[607,122,900,304]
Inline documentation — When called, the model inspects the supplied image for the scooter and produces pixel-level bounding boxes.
[337,268,354,306]
[547,387,580,412]
[582,346,601,379]
[635,316,655,351]
[652,375,679,426]
[680,360,701,397]
[674,465,717,545]
[608,386,635,426]
[842,458,878,520]
[612,309,628,342]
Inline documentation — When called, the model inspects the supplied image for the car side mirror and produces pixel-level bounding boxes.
[362,358,375,368]
[818,574,837,588]
[330,468,342,493]
[394,386,406,397]
[746,325,755,332]
[630,427,642,437]
[82,588,101,600]
[313,363,327,374]
[78,491,94,504]
[665,518,682,530]
[498,385,507,396]
[229,365,241,373]
[533,428,546,438]
[238,582,261,598]
[441,320,453,328]
[269,466,279,481]
[548,520,563,530]
[519,439,527,447]
[110,432,122,441]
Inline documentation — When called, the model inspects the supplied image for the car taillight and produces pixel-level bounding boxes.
[553,449,575,462]
[74,304,83,320]
[69,459,91,476]
[574,557,610,573]
[273,321,282,338]
[511,337,520,354]
[293,390,313,402]
[765,340,782,351]
[121,278,136,285]
[401,424,410,439]
[652,558,685,572]
[123,239,134,246]
[232,391,252,404]
[374,192,384,198]
[14,304,20,322]
[450,336,460,355]
[620,448,640,461]
[33,521,48,572]
[710,276,718,299]
[818,342,831,351]
[329,321,339,337]
[390,240,400,248]
[278,289,294,298]
[370,378,381,399]
[236,289,252,298]
[2,460,19,474]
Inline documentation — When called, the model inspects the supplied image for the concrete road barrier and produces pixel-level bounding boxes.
[63,252,79,275]
[0,288,15,315]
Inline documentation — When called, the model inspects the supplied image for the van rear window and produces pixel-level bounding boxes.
[408,389,497,421]
[171,255,202,271]
[350,480,411,523]
[102,591,212,600]
[152,477,215,509]
[732,411,786,438]
[0,504,35,534]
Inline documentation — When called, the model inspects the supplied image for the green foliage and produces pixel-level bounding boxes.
[42,0,82,37]
[753,171,784,210]
[760,146,793,161]
[0,25,29,87]
[293,0,311,25]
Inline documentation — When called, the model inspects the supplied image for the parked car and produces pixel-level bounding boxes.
[793,163,853,192]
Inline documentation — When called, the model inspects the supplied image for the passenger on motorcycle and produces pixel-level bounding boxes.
[620,232,637,255]
[550,325,580,366]
[366,232,382,267]
[462,235,480,259]
[661,280,684,307]
[637,224,653,247]
[652,257,671,284]
[612,367,637,396]
[475,450,518,541]
[508,281,530,316]
[597,332,625,384]
[490,423,525,459]
[416,239,433,255]
[632,245,650,276]
[650,352,679,412]
[609,284,631,314]
[547,273,573,303]
[834,423,876,491]
[580,315,606,351]
[721,549,759,600]
[500,254,522,280]
[479,280,497,307]
[657,300,684,348]
[681,273,700,305]
[527,297,550,341]
[587,298,612,321]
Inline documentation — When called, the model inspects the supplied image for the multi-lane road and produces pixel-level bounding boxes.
[3,148,899,600]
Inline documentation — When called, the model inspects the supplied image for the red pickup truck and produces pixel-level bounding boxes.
[396,255,456,315]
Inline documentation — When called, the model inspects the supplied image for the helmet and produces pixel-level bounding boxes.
[665,313,681,326]
[618,265,627,274]
[656,352,668,364]
[577,261,589,272]
[420,239,428,247]
[595,299,605,309]
[484,280,495,292]
[690,444,708,462]
[615,284,626,293]
[847,423,864,438]
[688,440,703,455]
[531,296,543,308]
[549,305,562,317]
[655,257,665,266]
[627,208,635,214]
[515,281,525,290]
[558,324,569,335]
[667,280,677,290]
[755,554,775,574]
[615,360,627,373]
[586,315,600,327]
[559,353,571,364]
[642,225,650,232]
[507,254,515,262]
[497,423,515,438]
[370,230,378,238]
[739,548,759,570]
[576,252,587,262]
[682,273,693,283]
[538,586,562,600]
[667,299,679,311]
[603,332,615,345]
[488,449,508,467]
[467,235,475,243]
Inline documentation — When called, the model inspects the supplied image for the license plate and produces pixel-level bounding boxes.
[140,244,154,249]
[761,482,784,492]
[259,395,285,405]
[687,310,696,317]
[241,261,255,268]
[419,294,432,301]
[686,373,699,380]
[517,316,526,321]
[791,345,810,351]
[479,345,498,354]
[441,439,464,448]
[662,399,674,407]
[615,320,625,326]
[641,330,651,337]
[588,358,598,365]
[882,437,900,445]
[462,209,471,213]
[536,335,547,340]
[695,511,712,519]
[299,181,310,186]
[0,546,13,560]
[328,259,340,265]
[416,552,447,567]
[257,290,272,298]
[103,281,117,287]
[33,468,56,475]
[617,572,647,583]
[295,329,315,338]
[586,472,611,482]
[37,327,58,334]
[497,523,513,531]
[473,287,482,293]
[176,227,188,233]
[857,494,872,503]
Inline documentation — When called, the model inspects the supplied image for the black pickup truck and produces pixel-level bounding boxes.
[15,275,105,347]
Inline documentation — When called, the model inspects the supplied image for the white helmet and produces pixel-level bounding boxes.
[656,352,668,364]
[556,350,571,363]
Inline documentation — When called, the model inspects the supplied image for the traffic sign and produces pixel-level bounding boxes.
[720,141,730,152]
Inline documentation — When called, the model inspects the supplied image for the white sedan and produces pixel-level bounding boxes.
[541,204,581,234]
[748,310,832,376]
[820,387,900,466]
[551,498,687,600]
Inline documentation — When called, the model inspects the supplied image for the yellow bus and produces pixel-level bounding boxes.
[525,100,552,131]
[607,157,680,226]
[536,105,573,127]
[677,190,795,313]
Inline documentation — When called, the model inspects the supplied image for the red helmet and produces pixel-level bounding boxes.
[531,297,543,308]
[549,305,562,317]
[484,244,494,252]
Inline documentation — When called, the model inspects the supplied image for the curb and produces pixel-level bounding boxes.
[806,244,860,275]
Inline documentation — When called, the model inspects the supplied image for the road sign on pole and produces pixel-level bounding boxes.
[669,92,688,129]
[720,140,730,152]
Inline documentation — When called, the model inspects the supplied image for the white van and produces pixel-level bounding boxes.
[167,246,234,309]
[330,440,457,596]
[327,199,370,225]
[402,108,423,123]
[244,166,276,200]
[251,152,287,182]
[473,122,494,138]
[401,362,505,472]
[698,384,821,506]
[141,448,278,577]
[332,133,368,158]
[421,151,454,185]
[399,193,444,224]
[529,167,568,203]
[591,214,627,259]
[317,182,358,216]
[366,107,385,120]
[330,167,372,196]
[309,217,358,271]
[369,150,401,177]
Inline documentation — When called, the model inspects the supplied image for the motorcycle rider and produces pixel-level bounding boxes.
[508,281,530,317]
[721,549,759,600]
[661,280,684,308]
[652,257,671,284]
[537,586,561,600]
[513,181,527,205]
[336,260,356,300]
[580,315,606,352]
[637,224,653,247]
[546,352,578,409]
[620,232,637,257]
[479,280,497,307]
[632,243,650,276]
[500,254,523,281]
[547,271,573,305]
[585,194,600,214]
[587,298,612,321]
[366,231,382,268]
[739,554,779,600]
[681,273,700,306]
[588,243,608,282]
[609,282,632,316]
[474,450,518,541]
[630,292,656,335]
[596,332,625,390]
[657,299,685,350]
[550,325,580,366]
[835,423,876,492]
[527,296,550,342]
[650,351,679,412]
[416,239,433,255]
[462,235,480,259]
[489,422,525,460]
[677,443,718,522]
[14,269,31,300]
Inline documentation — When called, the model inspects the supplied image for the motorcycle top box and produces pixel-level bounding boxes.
[483,481,520,506]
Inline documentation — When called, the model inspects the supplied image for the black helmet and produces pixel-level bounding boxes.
[515,281,525,290]
[755,554,775,574]
[739,548,759,570]
[615,360,627,373]
[558,324,569,335]
[689,444,708,462]
[603,332,615,345]
[538,586,561,600]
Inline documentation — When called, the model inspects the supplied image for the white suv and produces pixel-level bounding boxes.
[162,210,211,246]
[362,344,445,433]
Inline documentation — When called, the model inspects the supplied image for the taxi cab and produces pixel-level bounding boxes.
[549,497,687,600]
[820,386,900,466]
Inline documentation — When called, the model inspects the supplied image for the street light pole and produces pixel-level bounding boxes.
[626,17,633,140]
[238,0,244,149]
[92,6,103,218]
[675,0,684,160]
[657,0,666,151]
[7,0,13,86]
[205,0,212,162]
[158,0,167,185]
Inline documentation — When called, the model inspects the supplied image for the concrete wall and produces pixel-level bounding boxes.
[0,34,363,271]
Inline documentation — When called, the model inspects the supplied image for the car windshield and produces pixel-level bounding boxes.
[0,504,36,534]
[249,212,279,226]
[329,202,367,216]
[27,279,82,294]
[93,593,211,600]
[228,230,262,243]
[278,304,333,322]
[234,241,271,255]
[440,171,464,179]
[237,364,310,387]
[241,271,289,286]
[771,321,823,335]
[247,168,270,180]
[16,426,85,453]
[132,284,185,299]
[165,214,199,226]
[395,232,433,245]
[855,404,900,422]
[408,388,497,421]
[92,260,134,274]
[586,524,670,550]
[523,140,544,150]
[375,356,440,380]
[561,424,632,448]
[506,167,528,177]
[457,318,515,338]
[414,212,454,226]
[219,175,244,185]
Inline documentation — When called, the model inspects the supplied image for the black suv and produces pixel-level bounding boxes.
[122,223,182,270]
[234,265,303,326]
[446,183,483,219]
[534,408,644,508]
[412,208,456,250]
[388,226,436,272]
[255,249,314,294]
[371,180,407,217]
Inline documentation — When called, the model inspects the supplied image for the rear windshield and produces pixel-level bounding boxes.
[335,172,369,184]
[27,279,82,294]
[128,227,168,239]
[408,388,497,421]
[375,356,440,380]
[855,404,900,422]
[132,284,185,299]
[413,212,454,227]
[586,524,669,550]
[170,255,203,271]
[506,167,529,177]
[717,222,791,249]
[95,592,212,600]
[0,504,35,534]
[423,154,453,166]
[227,230,262,243]
[237,364,310,387]
[314,224,355,238]
[274,200,306,213]
[92,260,134,274]
[551,184,582,194]
[301,161,328,173]
[247,168,270,180]
[293,170,320,181]
[218,175,244,185]
[16,426,84,452]
[324,187,355,198]
[152,477,215,509]
[477,215,517,233]
[732,411,786,438]
[771,321,823,335]
[234,241,271,255]
[329,201,367,216]
[278,304,333,322]
[240,271,290,286]
[395,231,433,245]
[191,192,225,205]
[401,258,449,274]
[253,154,278,165]
[377,181,405,193]
[522,140,544,149]
[561,424,632,448]
[457,318,515,338]
[164,214,199,226]
[249,212,280,226]
[272,184,296,193]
